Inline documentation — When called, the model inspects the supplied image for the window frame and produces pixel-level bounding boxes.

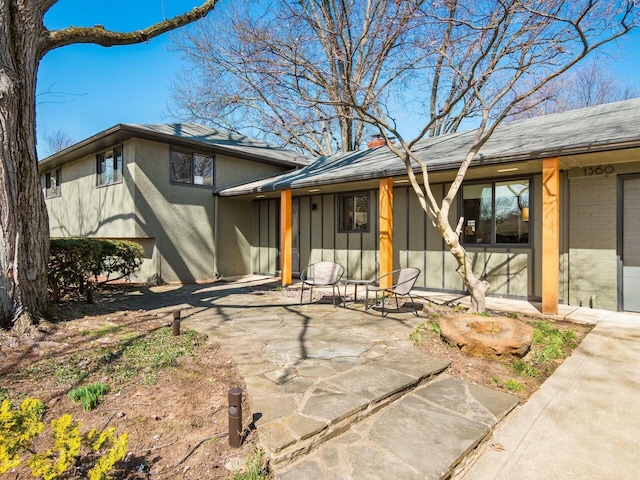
[96,145,123,187]
[169,148,214,187]
[45,168,61,198]
[459,177,532,247]
[337,191,370,233]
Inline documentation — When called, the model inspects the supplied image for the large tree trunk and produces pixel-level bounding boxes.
[436,214,490,312]
[0,2,49,331]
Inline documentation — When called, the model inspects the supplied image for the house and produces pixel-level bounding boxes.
[40,99,640,314]
[39,123,311,283]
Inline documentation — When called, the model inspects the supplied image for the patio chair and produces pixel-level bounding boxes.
[365,267,421,316]
[299,261,344,307]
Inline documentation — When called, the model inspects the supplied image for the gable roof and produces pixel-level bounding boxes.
[217,98,640,196]
[38,123,312,171]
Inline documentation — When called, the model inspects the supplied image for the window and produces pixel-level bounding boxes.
[96,146,123,186]
[338,192,369,232]
[170,149,214,186]
[45,168,61,198]
[461,179,530,245]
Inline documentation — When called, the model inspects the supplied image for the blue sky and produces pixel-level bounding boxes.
[36,1,640,158]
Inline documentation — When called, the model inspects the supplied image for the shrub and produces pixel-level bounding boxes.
[0,398,128,479]
[48,238,144,302]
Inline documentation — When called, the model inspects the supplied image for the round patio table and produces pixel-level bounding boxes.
[342,279,373,307]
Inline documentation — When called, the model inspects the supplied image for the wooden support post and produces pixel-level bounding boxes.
[280,189,292,286]
[542,158,560,314]
[379,178,394,289]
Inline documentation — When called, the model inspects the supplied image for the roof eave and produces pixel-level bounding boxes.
[38,124,309,172]
[218,137,640,197]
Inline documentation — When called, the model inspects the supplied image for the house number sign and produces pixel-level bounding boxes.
[582,165,614,176]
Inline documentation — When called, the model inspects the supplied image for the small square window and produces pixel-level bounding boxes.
[338,192,369,232]
[45,169,61,198]
[97,146,123,186]
[170,149,214,187]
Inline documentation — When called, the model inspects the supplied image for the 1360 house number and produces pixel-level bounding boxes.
[582,166,614,176]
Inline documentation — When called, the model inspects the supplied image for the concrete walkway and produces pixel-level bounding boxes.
[455,308,640,480]
[106,278,640,479]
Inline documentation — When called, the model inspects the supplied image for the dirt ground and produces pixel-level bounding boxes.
[0,289,592,478]
[412,302,593,402]
[0,300,258,480]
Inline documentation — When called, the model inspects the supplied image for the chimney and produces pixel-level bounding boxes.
[367,134,386,149]
[367,134,396,149]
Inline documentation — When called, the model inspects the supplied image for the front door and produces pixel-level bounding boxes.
[621,176,640,313]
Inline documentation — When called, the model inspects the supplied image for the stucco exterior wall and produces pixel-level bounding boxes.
[131,140,215,283]
[43,136,295,284]
[216,197,253,277]
[45,141,137,238]
[216,154,286,189]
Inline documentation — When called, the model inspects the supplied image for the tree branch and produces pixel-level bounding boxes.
[43,0,219,53]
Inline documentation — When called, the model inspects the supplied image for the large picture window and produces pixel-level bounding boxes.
[170,150,213,186]
[461,179,530,245]
[45,168,61,198]
[96,146,123,186]
[338,192,369,232]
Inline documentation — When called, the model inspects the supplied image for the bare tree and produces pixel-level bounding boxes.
[510,57,640,118]
[0,0,219,331]
[170,0,427,156]
[43,129,74,156]
[355,0,637,311]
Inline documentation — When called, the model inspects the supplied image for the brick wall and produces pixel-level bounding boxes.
[568,175,617,310]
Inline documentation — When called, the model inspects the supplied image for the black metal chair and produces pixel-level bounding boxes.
[365,267,421,316]
[299,261,345,307]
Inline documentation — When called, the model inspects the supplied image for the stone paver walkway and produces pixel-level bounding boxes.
[107,278,519,478]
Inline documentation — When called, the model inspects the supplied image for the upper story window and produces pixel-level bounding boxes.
[45,168,61,198]
[461,178,530,245]
[96,146,123,186]
[338,192,369,232]
[170,149,214,187]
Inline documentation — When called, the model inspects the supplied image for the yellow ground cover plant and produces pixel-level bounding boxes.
[0,398,128,479]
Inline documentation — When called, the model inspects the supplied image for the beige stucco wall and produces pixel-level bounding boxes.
[216,197,253,276]
[131,140,216,283]
[46,141,138,238]
[43,137,294,284]
[43,141,159,283]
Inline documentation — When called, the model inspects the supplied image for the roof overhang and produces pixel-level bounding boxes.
[38,124,309,172]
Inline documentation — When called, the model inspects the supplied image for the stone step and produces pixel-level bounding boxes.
[254,346,451,466]
[276,374,519,479]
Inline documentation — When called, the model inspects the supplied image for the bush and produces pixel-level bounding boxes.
[0,398,128,479]
[48,238,144,302]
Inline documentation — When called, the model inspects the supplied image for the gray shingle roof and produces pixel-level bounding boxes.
[217,98,640,196]
[39,123,312,170]
[130,123,312,167]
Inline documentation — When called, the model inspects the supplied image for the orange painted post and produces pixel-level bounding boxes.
[542,158,560,314]
[379,178,394,289]
[280,189,292,286]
